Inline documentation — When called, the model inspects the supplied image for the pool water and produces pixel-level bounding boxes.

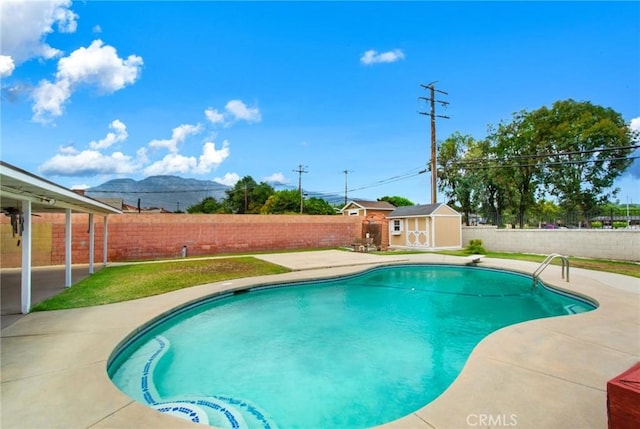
[108,265,595,429]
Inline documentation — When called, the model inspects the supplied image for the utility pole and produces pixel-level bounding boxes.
[418,81,449,204]
[342,170,353,206]
[293,164,308,213]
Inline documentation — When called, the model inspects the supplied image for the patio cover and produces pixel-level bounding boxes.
[0,161,122,313]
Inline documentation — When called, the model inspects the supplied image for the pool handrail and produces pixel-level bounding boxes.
[532,253,570,288]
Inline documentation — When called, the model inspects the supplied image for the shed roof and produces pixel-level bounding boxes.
[0,161,122,215]
[388,203,444,218]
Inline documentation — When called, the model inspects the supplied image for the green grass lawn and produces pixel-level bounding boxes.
[32,257,290,311]
[430,250,640,278]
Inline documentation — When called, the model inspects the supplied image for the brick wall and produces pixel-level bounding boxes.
[0,213,363,267]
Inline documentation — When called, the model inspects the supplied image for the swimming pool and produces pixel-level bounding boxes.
[108,264,596,429]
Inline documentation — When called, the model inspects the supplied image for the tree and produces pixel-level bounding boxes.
[378,196,414,207]
[531,99,636,220]
[437,132,484,225]
[472,137,515,226]
[303,197,336,215]
[489,111,544,228]
[186,196,225,214]
[531,199,561,228]
[260,189,300,214]
[224,176,274,214]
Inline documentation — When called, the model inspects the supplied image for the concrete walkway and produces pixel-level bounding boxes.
[1,264,103,329]
[1,250,638,428]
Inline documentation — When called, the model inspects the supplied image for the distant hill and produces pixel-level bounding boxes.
[86,176,229,212]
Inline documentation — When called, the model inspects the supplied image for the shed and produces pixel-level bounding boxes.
[387,203,462,250]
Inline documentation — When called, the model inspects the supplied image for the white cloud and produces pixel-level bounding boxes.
[263,172,288,184]
[196,140,230,173]
[225,100,262,123]
[205,100,262,127]
[0,0,78,65]
[205,107,225,125]
[360,49,405,65]
[149,123,202,153]
[31,78,71,119]
[39,149,138,176]
[214,172,240,187]
[0,55,15,77]
[89,119,128,150]
[59,144,78,154]
[630,117,640,132]
[143,153,197,176]
[144,140,230,176]
[93,25,102,34]
[136,147,149,164]
[56,40,143,92]
[31,39,143,123]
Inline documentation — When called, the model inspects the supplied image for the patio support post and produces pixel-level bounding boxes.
[21,200,32,314]
[65,208,72,287]
[88,213,94,274]
[103,216,108,267]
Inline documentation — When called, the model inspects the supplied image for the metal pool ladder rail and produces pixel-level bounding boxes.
[532,253,570,288]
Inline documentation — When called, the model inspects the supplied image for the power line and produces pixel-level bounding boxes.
[346,167,427,193]
[88,187,225,194]
[448,155,639,170]
[418,81,449,204]
[447,145,640,169]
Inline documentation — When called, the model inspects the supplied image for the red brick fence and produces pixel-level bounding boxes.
[1,213,367,268]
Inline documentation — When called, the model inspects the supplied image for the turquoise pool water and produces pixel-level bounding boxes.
[108,264,595,429]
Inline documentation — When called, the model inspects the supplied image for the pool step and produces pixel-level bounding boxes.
[139,336,277,428]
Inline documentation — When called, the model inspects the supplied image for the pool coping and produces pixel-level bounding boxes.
[1,250,639,429]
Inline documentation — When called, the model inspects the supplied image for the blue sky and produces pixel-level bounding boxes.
[2,0,639,205]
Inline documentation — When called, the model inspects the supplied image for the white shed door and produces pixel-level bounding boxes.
[406,218,429,248]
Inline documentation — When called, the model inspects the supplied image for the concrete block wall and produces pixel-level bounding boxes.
[106,214,362,261]
[462,226,640,262]
[0,213,362,267]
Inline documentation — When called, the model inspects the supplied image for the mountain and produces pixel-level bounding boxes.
[86,176,229,212]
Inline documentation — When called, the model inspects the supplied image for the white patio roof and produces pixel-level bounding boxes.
[1,161,121,215]
[1,161,122,314]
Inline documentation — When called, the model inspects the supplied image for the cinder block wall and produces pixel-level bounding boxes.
[462,226,639,262]
[0,213,362,267]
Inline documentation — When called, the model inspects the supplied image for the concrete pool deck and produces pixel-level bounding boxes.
[1,250,638,428]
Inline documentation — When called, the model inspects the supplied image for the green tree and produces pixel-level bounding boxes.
[261,189,301,214]
[489,111,544,228]
[225,176,275,213]
[186,196,225,214]
[473,137,515,227]
[303,197,336,215]
[532,99,636,220]
[378,196,413,207]
[437,132,484,225]
[531,199,561,228]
